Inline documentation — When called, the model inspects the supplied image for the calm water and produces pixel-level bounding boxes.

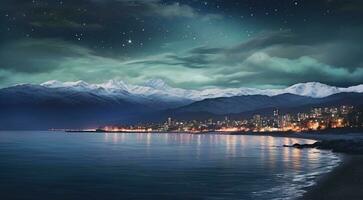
[0,131,340,200]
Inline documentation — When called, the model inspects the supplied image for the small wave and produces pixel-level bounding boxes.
[252,152,341,200]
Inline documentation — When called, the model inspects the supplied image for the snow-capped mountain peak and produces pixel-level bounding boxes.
[144,79,170,90]
[100,80,129,90]
[345,85,363,93]
[41,80,91,88]
[35,80,363,101]
[41,80,64,87]
[284,82,340,98]
[70,80,90,88]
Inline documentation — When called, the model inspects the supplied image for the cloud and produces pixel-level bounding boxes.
[240,52,363,86]
[148,2,221,20]
[0,39,94,73]
[146,2,198,18]
[123,1,222,20]
[30,20,103,30]
[323,0,363,12]
[0,0,221,39]
[186,29,363,70]
[87,0,221,19]
[0,28,363,89]
[0,38,216,88]
[119,30,363,88]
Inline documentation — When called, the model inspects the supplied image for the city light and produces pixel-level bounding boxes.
[91,105,361,134]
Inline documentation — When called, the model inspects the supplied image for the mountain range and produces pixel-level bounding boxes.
[1,80,363,129]
[40,79,363,100]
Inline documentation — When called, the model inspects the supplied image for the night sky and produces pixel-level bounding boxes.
[0,0,362,89]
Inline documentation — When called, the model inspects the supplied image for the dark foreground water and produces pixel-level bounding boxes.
[0,131,340,200]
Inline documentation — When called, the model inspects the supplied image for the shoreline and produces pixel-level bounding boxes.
[230,131,363,140]
[300,155,363,200]
[259,132,363,200]
[247,131,363,200]
[233,131,363,199]
[65,128,363,140]
[25,130,363,199]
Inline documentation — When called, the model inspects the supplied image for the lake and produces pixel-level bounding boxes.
[0,131,340,200]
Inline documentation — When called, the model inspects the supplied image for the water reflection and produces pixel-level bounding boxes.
[101,132,318,171]
[0,131,341,200]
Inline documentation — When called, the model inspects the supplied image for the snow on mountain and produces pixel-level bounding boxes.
[41,80,98,91]
[144,79,170,90]
[41,80,64,88]
[344,85,363,93]
[99,80,129,90]
[282,82,341,98]
[35,80,363,101]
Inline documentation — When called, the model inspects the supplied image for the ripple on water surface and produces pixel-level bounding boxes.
[0,131,341,200]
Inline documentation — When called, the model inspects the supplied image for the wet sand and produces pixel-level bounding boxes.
[301,155,363,200]
[273,132,363,200]
[264,132,363,200]
[233,131,363,200]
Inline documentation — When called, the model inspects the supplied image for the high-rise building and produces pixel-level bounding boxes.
[273,109,280,128]
[168,117,172,126]
[273,109,279,117]
[253,115,262,128]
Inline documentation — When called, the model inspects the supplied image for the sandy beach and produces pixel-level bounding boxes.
[257,131,363,200]
[301,155,363,200]
[297,132,363,200]
[231,131,363,199]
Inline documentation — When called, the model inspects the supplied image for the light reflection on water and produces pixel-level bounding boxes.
[0,131,340,200]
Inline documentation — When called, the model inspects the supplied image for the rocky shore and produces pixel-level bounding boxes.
[301,155,363,200]
[281,135,363,200]
[284,139,363,154]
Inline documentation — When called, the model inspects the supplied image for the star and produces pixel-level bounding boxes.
[0,0,362,90]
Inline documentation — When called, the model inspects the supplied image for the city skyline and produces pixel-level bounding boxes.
[93,105,362,133]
